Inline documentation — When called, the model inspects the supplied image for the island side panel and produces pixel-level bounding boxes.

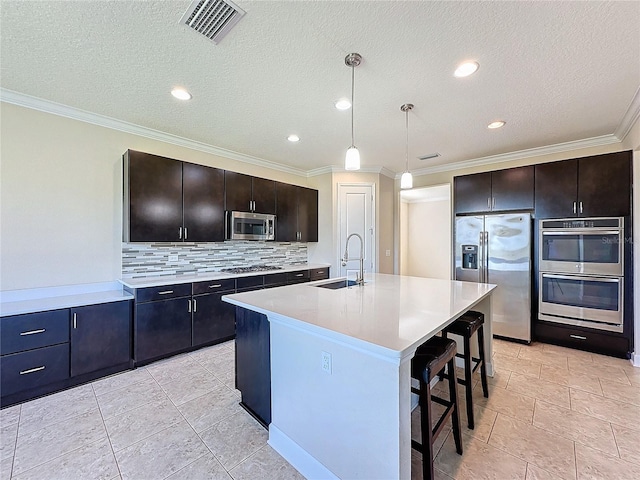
[268,319,408,479]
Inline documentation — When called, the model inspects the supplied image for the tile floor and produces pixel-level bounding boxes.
[0,341,303,480]
[413,339,640,480]
[1,338,639,479]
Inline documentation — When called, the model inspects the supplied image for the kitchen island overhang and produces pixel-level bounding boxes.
[223,273,496,480]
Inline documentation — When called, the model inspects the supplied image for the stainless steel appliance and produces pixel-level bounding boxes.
[538,217,624,333]
[538,273,623,332]
[455,213,532,342]
[539,217,623,276]
[226,211,275,241]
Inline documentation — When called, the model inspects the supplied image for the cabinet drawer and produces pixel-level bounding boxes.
[1,310,69,355]
[287,270,310,283]
[193,278,235,295]
[1,343,70,397]
[236,276,264,292]
[264,273,287,287]
[135,283,191,303]
[309,267,329,281]
[535,321,630,358]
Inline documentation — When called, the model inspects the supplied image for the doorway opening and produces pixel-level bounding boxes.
[399,184,451,279]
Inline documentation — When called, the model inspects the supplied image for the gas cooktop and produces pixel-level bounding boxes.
[221,265,283,274]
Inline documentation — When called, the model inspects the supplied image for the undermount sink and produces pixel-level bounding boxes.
[314,279,358,290]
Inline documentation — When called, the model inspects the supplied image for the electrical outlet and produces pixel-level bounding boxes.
[385,249,391,257]
[321,351,332,374]
[168,255,179,262]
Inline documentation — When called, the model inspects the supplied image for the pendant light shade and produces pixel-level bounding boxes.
[400,171,413,189]
[344,53,362,171]
[400,103,414,189]
[345,146,361,171]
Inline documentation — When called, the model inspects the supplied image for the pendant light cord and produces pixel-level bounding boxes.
[351,63,355,147]
[405,108,409,171]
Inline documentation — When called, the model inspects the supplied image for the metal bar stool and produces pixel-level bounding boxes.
[411,336,463,480]
[442,310,489,430]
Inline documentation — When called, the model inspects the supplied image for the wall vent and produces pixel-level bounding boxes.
[180,0,246,44]
[418,153,441,161]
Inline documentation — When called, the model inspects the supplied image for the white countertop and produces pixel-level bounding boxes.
[1,286,133,317]
[119,263,331,289]
[223,273,496,358]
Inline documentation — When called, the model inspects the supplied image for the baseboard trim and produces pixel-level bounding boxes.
[631,353,640,367]
[268,423,338,480]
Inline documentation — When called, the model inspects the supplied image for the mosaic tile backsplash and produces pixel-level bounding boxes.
[122,241,308,278]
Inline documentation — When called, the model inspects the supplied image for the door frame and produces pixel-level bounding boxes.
[337,182,376,276]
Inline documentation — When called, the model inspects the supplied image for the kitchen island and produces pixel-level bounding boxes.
[223,273,496,479]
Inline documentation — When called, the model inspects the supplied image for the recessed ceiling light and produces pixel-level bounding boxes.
[171,88,192,100]
[287,134,300,142]
[454,61,479,78]
[488,121,506,129]
[335,98,351,110]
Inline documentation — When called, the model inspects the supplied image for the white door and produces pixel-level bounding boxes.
[338,184,375,279]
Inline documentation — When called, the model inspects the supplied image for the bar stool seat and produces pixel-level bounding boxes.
[442,310,489,430]
[411,336,463,480]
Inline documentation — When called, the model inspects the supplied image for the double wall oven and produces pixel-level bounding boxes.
[538,217,624,333]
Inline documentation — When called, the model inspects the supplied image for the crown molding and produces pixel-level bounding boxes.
[398,134,622,178]
[306,165,396,179]
[614,86,640,142]
[0,88,309,178]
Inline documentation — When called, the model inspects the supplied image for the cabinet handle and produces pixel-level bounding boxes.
[188,299,192,313]
[295,273,303,277]
[209,284,222,288]
[487,197,491,209]
[492,197,496,209]
[158,290,174,295]
[573,202,577,214]
[193,298,197,313]
[179,227,183,240]
[20,328,46,336]
[184,227,188,240]
[73,312,77,329]
[20,366,45,375]
[569,334,587,340]
[579,201,583,214]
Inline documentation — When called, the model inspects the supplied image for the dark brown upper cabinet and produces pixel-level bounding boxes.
[534,151,631,219]
[275,182,318,242]
[183,162,225,242]
[123,150,225,242]
[454,166,534,214]
[225,171,276,214]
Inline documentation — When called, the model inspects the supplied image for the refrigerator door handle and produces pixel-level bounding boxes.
[483,231,489,282]
[479,231,485,283]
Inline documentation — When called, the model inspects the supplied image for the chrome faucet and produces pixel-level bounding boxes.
[341,233,365,286]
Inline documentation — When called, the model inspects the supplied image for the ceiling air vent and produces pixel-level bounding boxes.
[418,153,441,161]
[181,0,246,44]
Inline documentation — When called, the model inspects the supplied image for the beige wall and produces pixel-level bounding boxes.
[402,199,451,279]
[0,103,309,290]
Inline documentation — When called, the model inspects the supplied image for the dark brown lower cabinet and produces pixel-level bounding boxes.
[192,292,236,347]
[235,307,271,428]
[134,297,192,364]
[70,301,131,377]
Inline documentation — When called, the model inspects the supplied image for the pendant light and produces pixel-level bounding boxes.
[400,103,414,189]
[344,53,362,171]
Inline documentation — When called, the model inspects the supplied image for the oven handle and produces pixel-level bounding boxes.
[541,273,621,283]
[541,230,621,236]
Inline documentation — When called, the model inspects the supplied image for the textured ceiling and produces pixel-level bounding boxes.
[1,1,639,175]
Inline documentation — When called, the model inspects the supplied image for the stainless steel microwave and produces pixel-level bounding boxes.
[226,211,275,241]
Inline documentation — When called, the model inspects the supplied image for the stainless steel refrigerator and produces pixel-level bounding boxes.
[455,213,532,342]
